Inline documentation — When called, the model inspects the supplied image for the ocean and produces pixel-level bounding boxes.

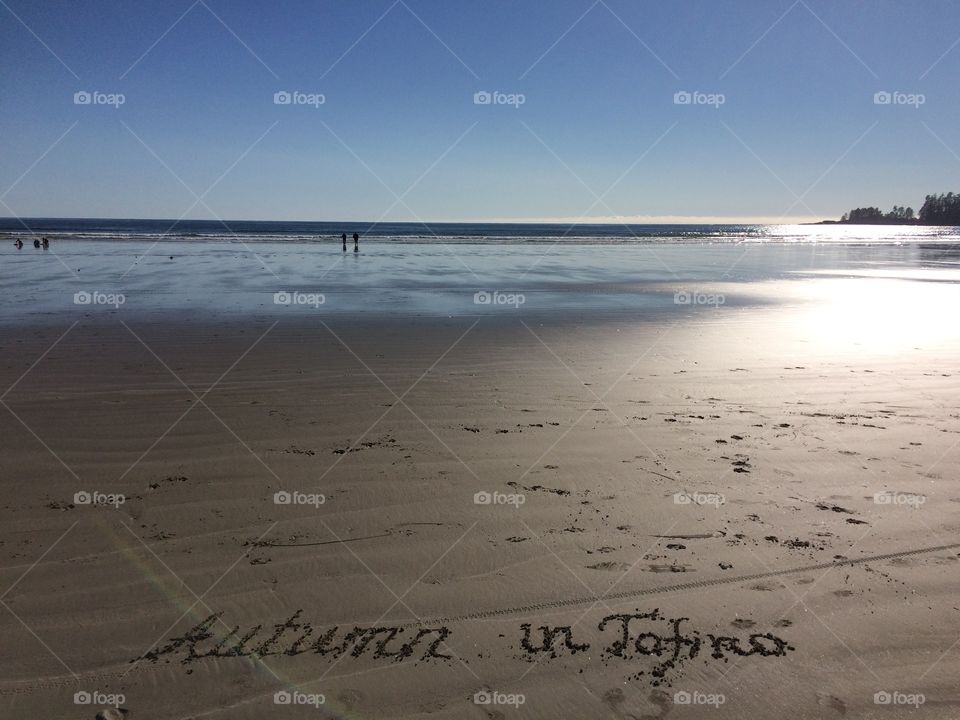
[2,218,959,245]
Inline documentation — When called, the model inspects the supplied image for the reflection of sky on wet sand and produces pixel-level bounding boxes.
[2,241,959,332]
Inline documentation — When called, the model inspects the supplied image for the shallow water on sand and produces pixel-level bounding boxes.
[2,239,960,325]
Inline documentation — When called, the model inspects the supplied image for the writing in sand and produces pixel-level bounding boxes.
[139,608,793,683]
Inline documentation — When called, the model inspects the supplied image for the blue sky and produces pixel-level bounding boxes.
[1,0,959,223]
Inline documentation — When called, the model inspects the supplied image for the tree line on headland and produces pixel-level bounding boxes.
[822,192,960,225]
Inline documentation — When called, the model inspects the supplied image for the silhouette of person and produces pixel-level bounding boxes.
[14,239,23,249]
[41,237,49,249]
[341,232,346,252]
[33,238,40,248]
[353,232,359,253]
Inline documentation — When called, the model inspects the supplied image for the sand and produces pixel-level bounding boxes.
[1,253,959,718]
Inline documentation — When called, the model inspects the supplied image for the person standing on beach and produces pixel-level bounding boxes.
[341,233,346,252]
[353,232,359,253]
[41,237,49,249]
[33,239,40,248]
[14,239,22,249]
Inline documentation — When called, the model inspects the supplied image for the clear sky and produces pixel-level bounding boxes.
[1,0,959,223]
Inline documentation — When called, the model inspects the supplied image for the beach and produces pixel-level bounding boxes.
[1,236,959,718]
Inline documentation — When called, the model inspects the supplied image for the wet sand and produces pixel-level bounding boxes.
[1,244,960,718]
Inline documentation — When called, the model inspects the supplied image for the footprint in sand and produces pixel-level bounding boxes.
[588,561,630,571]
[731,618,756,629]
[816,693,848,715]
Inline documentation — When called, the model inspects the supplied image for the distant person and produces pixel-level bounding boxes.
[41,237,49,249]
[353,232,359,253]
[14,239,23,249]
[33,238,40,248]
[341,232,347,252]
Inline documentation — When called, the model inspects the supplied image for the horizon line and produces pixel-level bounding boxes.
[0,214,826,226]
